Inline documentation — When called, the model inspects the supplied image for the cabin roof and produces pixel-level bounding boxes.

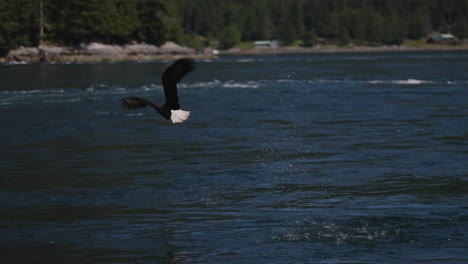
[429,34,455,41]
[254,40,276,45]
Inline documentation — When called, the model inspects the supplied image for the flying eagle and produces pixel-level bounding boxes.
[122,58,195,124]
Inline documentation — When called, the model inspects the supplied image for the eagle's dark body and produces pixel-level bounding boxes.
[122,58,195,124]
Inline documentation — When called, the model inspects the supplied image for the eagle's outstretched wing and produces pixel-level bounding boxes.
[161,58,195,110]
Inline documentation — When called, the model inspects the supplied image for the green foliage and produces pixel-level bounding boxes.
[451,18,468,40]
[135,0,184,45]
[242,0,272,41]
[238,42,254,51]
[182,34,205,48]
[403,39,429,48]
[274,0,304,45]
[0,0,38,55]
[47,0,96,44]
[94,0,139,44]
[29,0,182,46]
[324,12,341,39]
[302,29,318,47]
[365,12,384,44]
[407,13,431,40]
[382,13,405,45]
[220,24,241,49]
[339,28,350,46]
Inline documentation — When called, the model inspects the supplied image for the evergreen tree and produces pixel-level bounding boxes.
[135,0,183,45]
[406,5,431,40]
[220,24,241,49]
[0,0,38,55]
[302,29,318,47]
[177,0,224,40]
[324,11,341,39]
[289,0,304,42]
[303,0,330,38]
[92,0,139,44]
[339,28,350,46]
[278,5,295,45]
[407,13,431,39]
[242,0,271,41]
[451,18,468,40]
[47,0,182,45]
[382,13,404,45]
[261,11,274,40]
[47,0,97,44]
[350,9,367,41]
[365,12,384,44]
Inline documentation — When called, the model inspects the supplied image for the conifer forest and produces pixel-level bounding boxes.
[1,0,468,55]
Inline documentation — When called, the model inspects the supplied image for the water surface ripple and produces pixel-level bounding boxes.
[1,52,467,263]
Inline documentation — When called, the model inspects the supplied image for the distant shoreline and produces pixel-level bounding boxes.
[221,44,468,55]
[2,43,468,64]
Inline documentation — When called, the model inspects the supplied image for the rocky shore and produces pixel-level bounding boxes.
[2,42,468,64]
[2,42,216,63]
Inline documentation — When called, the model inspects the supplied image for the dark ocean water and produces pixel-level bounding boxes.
[0,52,467,263]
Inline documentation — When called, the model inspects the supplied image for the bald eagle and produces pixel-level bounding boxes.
[122,58,195,124]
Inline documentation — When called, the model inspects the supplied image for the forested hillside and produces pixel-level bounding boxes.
[1,0,468,55]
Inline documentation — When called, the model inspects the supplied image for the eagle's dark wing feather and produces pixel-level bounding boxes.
[161,58,195,110]
[122,96,171,119]
[121,96,151,110]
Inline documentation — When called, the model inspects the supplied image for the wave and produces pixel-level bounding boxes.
[42,97,81,103]
[0,80,262,105]
[178,80,221,89]
[314,78,459,85]
[0,77,464,106]
[235,58,263,63]
[4,61,31,66]
[221,80,260,88]
[94,110,110,115]
[125,112,146,117]
[367,79,433,85]
[0,89,66,95]
[179,79,261,89]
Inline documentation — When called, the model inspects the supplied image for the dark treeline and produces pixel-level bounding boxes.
[0,0,183,55]
[179,0,468,48]
[1,0,468,55]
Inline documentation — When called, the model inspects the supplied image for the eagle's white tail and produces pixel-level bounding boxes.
[170,109,191,124]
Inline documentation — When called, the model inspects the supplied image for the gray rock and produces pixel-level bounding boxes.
[7,47,39,61]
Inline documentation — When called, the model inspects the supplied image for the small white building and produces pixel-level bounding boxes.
[254,40,279,48]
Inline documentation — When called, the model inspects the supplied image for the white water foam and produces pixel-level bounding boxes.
[313,79,441,85]
[141,83,162,91]
[178,79,221,89]
[0,89,66,95]
[94,111,111,115]
[1,77,458,107]
[235,58,263,63]
[368,79,433,85]
[4,61,31,65]
[178,79,261,89]
[222,80,260,88]
[394,79,428,85]
[125,112,145,116]
[43,97,81,103]
[273,219,393,244]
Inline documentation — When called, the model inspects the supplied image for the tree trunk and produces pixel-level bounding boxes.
[39,0,44,45]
